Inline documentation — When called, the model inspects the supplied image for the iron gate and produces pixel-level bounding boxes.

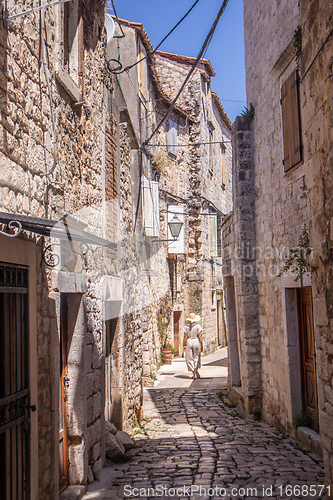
[0,263,30,500]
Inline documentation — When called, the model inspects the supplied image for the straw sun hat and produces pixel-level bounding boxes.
[185,313,201,323]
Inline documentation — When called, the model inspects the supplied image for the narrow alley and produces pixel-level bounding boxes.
[82,350,326,500]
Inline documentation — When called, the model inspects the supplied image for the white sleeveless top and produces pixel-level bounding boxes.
[184,323,202,339]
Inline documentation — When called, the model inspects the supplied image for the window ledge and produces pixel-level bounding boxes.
[56,66,81,103]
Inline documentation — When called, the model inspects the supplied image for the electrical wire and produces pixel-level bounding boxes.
[141,0,230,151]
[146,140,232,148]
[110,0,125,38]
[133,0,230,231]
[108,0,200,74]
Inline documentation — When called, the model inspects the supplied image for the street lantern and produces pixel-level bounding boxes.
[168,215,183,239]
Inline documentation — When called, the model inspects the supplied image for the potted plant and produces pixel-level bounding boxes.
[157,312,173,365]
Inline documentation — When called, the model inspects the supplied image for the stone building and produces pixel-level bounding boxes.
[0,1,155,498]
[109,18,233,356]
[223,0,333,488]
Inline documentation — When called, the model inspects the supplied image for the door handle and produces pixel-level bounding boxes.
[63,376,70,386]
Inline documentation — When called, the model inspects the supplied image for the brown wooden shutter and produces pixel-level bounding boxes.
[280,70,302,172]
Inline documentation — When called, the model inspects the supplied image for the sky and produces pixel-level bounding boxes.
[107,0,246,123]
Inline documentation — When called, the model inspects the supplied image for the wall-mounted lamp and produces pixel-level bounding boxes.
[168,215,183,239]
[152,214,183,243]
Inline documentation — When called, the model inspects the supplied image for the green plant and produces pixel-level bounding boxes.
[157,311,168,348]
[150,372,156,381]
[293,26,302,65]
[193,288,202,295]
[142,224,146,237]
[278,224,311,284]
[293,412,311,429]
[157,359,163,370]
[166,342,175,355]
[130,428,142,437]
[241,103,255,120]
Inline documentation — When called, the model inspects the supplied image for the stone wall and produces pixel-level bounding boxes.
[0,1,149,496]
[231,0,333,488]
[300,0,333,486]
[222,117,261,415]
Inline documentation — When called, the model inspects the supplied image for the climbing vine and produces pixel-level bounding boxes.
[278,223,311,283]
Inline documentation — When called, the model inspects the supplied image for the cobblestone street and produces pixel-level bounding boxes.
[82,349,327,500]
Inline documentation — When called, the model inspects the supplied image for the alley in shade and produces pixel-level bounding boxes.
[82,349,327,500]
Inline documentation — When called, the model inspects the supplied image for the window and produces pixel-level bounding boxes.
[217,214,222,257]
[56,0,82,101]
[210,214,222,258]
[208,124,214,173]
[64,0,81,85]
[210,215,217,257]
[280,70,302,172]
[138,40,148,99]
[167,119,178,156]
[221,143,226,188]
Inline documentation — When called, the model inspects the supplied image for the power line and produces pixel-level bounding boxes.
[110,0,125,38]
[220,98,246,103]
[146,140,232,148]
[108,0,200,74]
[141,0,230,151]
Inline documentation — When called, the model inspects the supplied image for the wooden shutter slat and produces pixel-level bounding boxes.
[281,70,302,172]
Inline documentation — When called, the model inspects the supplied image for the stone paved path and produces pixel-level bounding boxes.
[82,349,327,500]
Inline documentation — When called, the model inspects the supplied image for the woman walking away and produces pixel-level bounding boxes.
[183,313,203,379]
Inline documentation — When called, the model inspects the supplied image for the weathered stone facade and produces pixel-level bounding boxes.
[0,2,153,497]
[154,52,233,353]
[223,0,333,489]
[109,19,233,365]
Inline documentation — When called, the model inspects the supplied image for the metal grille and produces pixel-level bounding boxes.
[0,263,30,500]
[0,263,28,293]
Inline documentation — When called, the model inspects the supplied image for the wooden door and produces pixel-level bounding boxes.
[297,288,319,432]
[173,311,181,355]
[59,295,69,492]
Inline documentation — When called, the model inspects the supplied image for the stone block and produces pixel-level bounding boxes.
[105,421,117,435]
[105,432,125,459]
[116,430,134,451]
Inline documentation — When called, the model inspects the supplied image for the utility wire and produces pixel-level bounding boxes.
[110,0,125,38]
[146,140,232,148]
[141,0,230,151]
[108,0,200,74]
